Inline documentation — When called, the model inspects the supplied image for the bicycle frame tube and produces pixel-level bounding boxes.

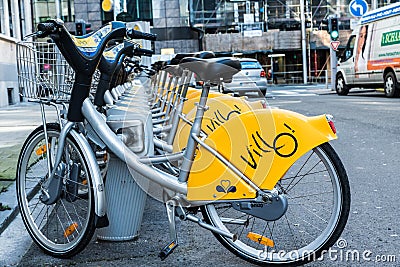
[81,98,187,194]
[39,102,52,176]
[104,90,115,105]
[163,77,180,121]
[154,71,168,108]
[47,121,74,181]
[178,83,210,183]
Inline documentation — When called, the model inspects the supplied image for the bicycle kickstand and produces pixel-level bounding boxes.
[159,200,179,260]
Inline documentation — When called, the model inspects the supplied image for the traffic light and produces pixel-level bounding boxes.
[329,17,339,41]
[85,23,92,34]
[75,21,86,36]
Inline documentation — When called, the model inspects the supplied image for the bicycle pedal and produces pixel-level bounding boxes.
[159,240,178,261]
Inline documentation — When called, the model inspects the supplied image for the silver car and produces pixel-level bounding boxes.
[222,58,267,97]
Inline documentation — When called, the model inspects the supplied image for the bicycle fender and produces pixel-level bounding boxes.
[173,95,265,152]
[69,129,107,218]
[187,108,337,201]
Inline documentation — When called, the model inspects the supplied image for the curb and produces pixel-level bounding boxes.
[0,181,19,235]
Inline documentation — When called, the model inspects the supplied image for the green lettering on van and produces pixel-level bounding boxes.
[381,30,400,46]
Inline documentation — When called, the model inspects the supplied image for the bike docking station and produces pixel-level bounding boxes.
[97,80,154,241]
[15,19,350,265]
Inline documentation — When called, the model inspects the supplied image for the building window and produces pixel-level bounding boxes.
[126,0,153,22]
[33,0,74,28]
[0,1,3,34]
[19,1,26,38]
[61,0,74,22]
[7,88,14,105]
[7,0,13,37]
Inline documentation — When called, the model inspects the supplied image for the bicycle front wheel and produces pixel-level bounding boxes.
[16,123,96,258]
[201,142,350,266]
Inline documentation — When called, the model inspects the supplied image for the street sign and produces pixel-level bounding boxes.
[349,0,368,17]
[330,41,340,51]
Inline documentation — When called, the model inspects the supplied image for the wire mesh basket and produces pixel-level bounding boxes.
[17,41,75,102]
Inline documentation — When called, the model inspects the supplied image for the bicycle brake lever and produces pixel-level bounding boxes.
[23,31,43,40]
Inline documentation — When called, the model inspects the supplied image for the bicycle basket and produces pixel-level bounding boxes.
[17,41,75,102]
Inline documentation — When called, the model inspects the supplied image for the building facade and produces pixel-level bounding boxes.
[1,0,398,106]
[0,0,32,107]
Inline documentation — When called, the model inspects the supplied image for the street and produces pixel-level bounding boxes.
[4,86,400,266]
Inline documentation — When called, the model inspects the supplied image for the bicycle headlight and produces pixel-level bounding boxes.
[117,120,145,153]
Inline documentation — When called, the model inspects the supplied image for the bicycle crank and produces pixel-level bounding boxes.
[231,194,288,221]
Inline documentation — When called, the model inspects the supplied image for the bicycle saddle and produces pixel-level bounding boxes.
[163,65,183,77]
[169,51,215,65]
[179,57,241,83]
[151,61,167,72]
[163,51,216,76]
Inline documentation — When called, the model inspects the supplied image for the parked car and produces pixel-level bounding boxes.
[222,58,267,96]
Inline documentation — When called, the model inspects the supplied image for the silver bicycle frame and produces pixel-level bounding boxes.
[44,73,268,221]
[81,98,188,194]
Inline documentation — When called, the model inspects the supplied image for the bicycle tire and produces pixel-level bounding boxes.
[16,123,96,258]
[201,142,350,266]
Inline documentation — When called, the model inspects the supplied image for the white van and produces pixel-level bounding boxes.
[336,2,400,97]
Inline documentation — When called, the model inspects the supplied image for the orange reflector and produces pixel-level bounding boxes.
[82,179,87,185]
[168,241,176,249]
[64,222,79,238]
[35,144,50,156]
[247,232,274,247]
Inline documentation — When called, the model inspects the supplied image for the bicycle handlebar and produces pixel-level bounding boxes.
[36,20,63,38]
[37,22,56,33]
[134,48,154,57]
[126,29,157,41]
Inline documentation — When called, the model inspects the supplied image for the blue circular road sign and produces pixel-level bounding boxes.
[349,0,369,17]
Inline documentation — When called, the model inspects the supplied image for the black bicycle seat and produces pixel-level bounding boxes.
[163,65,183,77]
[193,51,215,59]
[179,57,241,83]
[169,51,215,65]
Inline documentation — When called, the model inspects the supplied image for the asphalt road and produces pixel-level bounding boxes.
[9,87,400,266]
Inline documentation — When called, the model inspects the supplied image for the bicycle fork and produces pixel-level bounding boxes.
[39,119,108,225]
[39,121,74,205]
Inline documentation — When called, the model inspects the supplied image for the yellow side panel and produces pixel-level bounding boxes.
[173,96,257,153]
[187,109,336,201]
[248,100,265,110]
[185,88,198,98]
[182,91,224,114]
[103,49,116,59]
[71,24,111,48]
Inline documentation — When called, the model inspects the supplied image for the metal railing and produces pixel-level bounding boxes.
[267,70,329,86]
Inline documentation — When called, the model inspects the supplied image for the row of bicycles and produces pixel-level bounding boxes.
[15,19,350,266]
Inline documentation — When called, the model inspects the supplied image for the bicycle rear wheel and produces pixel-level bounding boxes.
[201,143,350,266]
[16,123,96,258]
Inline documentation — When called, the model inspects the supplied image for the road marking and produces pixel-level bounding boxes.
[266,89,318,97]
